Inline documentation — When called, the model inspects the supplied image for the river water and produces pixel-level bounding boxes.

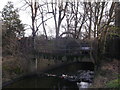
[4,62,94,89]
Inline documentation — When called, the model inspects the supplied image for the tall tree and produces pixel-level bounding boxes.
[60,2,87,39]
[25,0,39,51]
[2,1,25,55]
[115,2,120,27]
[23,0,53,49]
[50,0,68,38]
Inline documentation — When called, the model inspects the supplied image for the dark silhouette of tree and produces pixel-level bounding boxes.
[50,1,68,38]
[2,1,25,55]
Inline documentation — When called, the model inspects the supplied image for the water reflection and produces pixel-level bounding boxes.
[4,62,94,89]
[45,70,94,89]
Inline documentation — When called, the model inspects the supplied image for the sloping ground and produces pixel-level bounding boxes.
[91,59,119,88]
[2,56,27,83]
[2,55,64,83]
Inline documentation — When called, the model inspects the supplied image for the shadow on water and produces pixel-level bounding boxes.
[3,62,94,89]
[46,62,94,75]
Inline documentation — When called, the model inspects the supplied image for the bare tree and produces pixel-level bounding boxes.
[23,0,54,71]
[50,0,68,38]
[39,5,48,39]
[101,2,116,53]
[60,2,87,39]
[23,0,54,48]
[23,0,39,51]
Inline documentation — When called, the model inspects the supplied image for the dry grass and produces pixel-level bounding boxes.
[2,56,22,82]
[2,55,64,83]
[102,59,119,74]
[91,59,119,88]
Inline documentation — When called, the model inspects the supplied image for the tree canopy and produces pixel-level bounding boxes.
[2,1,25,55]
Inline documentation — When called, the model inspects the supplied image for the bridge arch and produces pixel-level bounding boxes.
[60,32,75,38]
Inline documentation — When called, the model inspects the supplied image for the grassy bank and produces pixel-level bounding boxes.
[91,59,120,88]
[2,55,64,83]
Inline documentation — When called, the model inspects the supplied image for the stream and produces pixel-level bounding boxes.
[3,62,94,89]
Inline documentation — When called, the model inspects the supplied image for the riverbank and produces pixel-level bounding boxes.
[3,62,94,88]
[91,59,119,88]
[2,55,94,88]
[2,55,65,84]
[3,55,119,88]
[2,55,90,84]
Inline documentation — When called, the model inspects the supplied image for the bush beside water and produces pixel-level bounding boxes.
[106,78,120,88]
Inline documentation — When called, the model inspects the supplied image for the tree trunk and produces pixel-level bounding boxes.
[41,14,48,39]
[88,3,92,39]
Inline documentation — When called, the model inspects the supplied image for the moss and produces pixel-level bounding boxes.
[106,78,120,88]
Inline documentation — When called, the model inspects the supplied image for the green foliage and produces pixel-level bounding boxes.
[2,1,25,38]
[106,78,120,88]
[2,1,25,55]
[106,75,120,88]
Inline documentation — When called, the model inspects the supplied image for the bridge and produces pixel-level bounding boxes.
[19,37,95,63]
[35,38,95,63]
